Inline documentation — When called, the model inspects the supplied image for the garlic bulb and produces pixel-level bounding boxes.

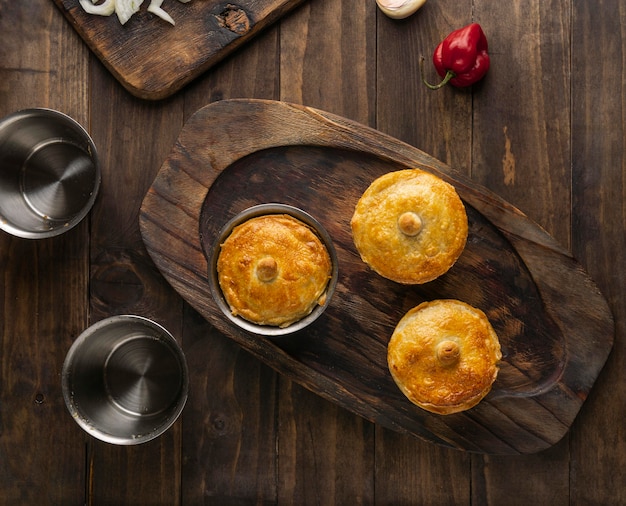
[375,0,426,19]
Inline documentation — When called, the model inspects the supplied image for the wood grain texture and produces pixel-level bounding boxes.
[374,1,476,499]
[84,59,186,505]
[376,1,473,172]
[0,3,89,504]
[277,3,380,502]
[179,28,284,503]
[569,0,626,504]
[473,0,572,245]
[139,98,614,455]
[3,0,626,502]
[51,0,306,100]
[464,1,574,499]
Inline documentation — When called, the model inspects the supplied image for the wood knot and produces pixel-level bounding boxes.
[216,5,250,35]
[256,256,278,282]
[436,340,460,366]
[398,211,422,236]
[91,250,145,311]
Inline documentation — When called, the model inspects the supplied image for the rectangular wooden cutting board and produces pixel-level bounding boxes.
[52,0,306,100]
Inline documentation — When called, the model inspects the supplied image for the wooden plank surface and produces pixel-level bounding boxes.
[0,4,89,504]
[1,0,625,503]
[84,59,187,504]
[180,26,283,503]
[569,1,626,504]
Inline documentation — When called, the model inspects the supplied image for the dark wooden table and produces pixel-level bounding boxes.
[1,1,624,504]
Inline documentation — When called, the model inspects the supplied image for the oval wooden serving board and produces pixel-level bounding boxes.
[140,99,614,454]
[52,0,306,100]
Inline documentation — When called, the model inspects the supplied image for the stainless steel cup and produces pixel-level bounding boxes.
[208,203,339,337]
[62,315,188,445]
[0,108,100,238]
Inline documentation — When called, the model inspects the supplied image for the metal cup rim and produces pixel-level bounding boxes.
[208,203,339,337]
[0,108,101,239]
[61,315,189,445]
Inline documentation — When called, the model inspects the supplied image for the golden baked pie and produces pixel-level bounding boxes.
[387,299,502,415]
[351,169,468,284]
[217,213,332,328]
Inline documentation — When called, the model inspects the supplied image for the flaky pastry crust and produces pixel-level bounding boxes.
[217,214,332,328]
[351,169,468,284]
[387,299,502,415]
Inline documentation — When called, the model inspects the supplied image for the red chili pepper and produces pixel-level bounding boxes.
[421,23,490,90]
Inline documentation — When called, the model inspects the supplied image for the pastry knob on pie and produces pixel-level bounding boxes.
[350,169,468,284]
[387,299,502,415]
[216,213,332,328]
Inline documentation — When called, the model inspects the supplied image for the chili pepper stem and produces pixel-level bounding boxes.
[420,57,455,90]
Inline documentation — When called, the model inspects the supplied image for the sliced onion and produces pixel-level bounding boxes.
[148,0,175,25]
[78,0,116,16]
[79,0,191,25]
[115,0,144,24]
